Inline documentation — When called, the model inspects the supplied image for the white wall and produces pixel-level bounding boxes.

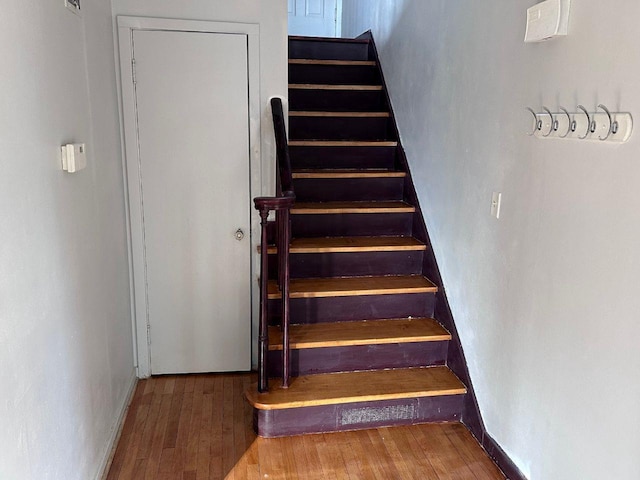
[0,1,135,479]
[342,1,640,479]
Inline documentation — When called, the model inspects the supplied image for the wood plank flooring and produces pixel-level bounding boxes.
[106,373,504,480]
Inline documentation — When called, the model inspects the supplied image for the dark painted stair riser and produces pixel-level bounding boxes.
[254,396,464,438]
[293,177,404,202]
[289,145,397,170]
[292,212,413,237]
[267,341,448,377]
[289,116,394,141]
[268,292,436,325]
[268,250,424,279]
[289,64,380,85]
[289,89,387,112]
[289,38,370,61]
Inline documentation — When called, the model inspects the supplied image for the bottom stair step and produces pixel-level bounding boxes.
[246,366,466,410]
[246,367,467,437]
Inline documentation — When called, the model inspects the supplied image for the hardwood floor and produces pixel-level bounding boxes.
[105,374,504,480]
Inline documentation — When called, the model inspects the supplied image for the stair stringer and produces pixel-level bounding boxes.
[359,26,484,440]
[360,30,527,480]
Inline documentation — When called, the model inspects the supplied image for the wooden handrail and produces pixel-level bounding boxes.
[253,98,295,393]
[271,98,294,196]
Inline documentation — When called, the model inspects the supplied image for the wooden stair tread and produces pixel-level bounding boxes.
[265,236,426,254]
[289,140,398,147]
[289,111,390,117]
[291,201,415,214]
[289,84,383,91]
[289,59,376,66]
[268,318,451,350]
[246,366,466,410]
[268,275,438,299]
[289,35,370,44]
[293,169,405,179]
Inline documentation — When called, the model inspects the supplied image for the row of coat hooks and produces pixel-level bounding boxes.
[526,104,633,143]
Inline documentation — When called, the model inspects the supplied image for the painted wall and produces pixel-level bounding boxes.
[0,1,135,479]
[342,1,640,478]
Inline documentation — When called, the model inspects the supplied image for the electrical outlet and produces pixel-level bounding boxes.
[491,192,502,219]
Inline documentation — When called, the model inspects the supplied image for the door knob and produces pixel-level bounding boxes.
[235,228,245,241]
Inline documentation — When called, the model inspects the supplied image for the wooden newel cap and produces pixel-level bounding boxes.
[254,194,295,212]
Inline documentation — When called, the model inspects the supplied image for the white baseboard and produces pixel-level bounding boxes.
[95,373,139,480]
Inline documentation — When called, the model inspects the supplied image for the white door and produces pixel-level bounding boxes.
[132,29,251,374]
[289,0,339,37]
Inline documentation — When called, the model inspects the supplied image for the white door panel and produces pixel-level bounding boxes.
[132,30,251,374]
[289,0,338,37]
[306,0,324,17]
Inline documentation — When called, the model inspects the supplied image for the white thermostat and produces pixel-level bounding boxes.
[524,0,571,43]
[61,143,87,173]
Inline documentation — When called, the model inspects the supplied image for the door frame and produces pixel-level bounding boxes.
[117,16,261,378]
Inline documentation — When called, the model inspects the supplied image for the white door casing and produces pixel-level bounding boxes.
[289,0,340,37]
[117,17,261,377]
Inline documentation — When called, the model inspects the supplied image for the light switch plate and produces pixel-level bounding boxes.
[491,192,502,219]
[61,143,87,173]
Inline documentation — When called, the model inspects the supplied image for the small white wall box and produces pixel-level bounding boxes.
[524,0,571,43]
[61,143,87,173]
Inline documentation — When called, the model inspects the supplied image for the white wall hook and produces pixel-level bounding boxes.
[526,107,539,136]
[526,105,633,143]
[576,105,591,140]
[558,107,571,138]
[597,104,613,141]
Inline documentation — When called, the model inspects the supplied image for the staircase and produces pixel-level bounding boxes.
[246,35,469,438]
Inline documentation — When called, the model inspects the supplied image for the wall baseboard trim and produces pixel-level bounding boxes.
[483,432,528,480]
[96,373,138,480]
[360,29,528,480]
